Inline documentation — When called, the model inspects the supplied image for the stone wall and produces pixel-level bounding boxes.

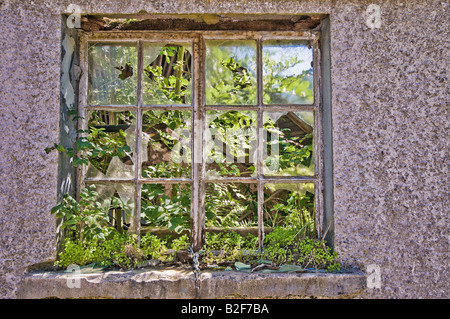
[0,0,448,298]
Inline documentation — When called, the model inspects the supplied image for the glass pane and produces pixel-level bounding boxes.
[205,183,258,228]
[140,183,191,234]
[264,183,315,237]
[88,43,137,105]
[205,110,257,178]
[263,111,314,176]
[263,40,313,105]
[85,111,136,179]
[143,43,192,105]
[205,40,257,105]
[90,183,136,233]
[142,110,191,178]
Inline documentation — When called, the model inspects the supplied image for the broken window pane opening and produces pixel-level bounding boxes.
[140,183,191,234]
[263,111,314,177]
[85,182,137,234]
[263,183,316,238]
[205,183,258,228]
[85,110,136,178]
[142,110,192,178]
[205,110,257,178]
[88,43,138,105]
[143,43,193,105]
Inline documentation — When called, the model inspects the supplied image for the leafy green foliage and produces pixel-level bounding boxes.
[170,234,190,253]
[142,162,190,179]
[51,185,118,242]
[144,45,191,104]
[201,231,259,264]
[55,233,140,269]
[220,57,253,93]
[205,183,257,227]
[46,110,134,174]
[140,233,168,260]
[262,43,314,105]
[261,227,339,270]
[56,232,191,269]
[141,184,191,233]
[264,190,315,235]
[263,116,313,175]
[200,228,339,271]
[205,42,257,105]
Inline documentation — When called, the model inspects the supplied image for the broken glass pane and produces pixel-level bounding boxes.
[85,111,136,179]
[141,110,191,178]
[140,183,191,233]
[90,183,136,233]
[205,110,257,178]
[263,40,313,105]
[88,43,137,105]
[143,43,192,105]
[205,183,258,228]
[263,183,315,237]
[263,111,314,176]
[205,40,257,105]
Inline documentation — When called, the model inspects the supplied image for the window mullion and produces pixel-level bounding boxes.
[133,40,144,237]
[191,35,204,251]
[256,36,265,249]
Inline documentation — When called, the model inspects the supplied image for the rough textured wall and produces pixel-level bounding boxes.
[330,1,449,298]
[0,0,448,299]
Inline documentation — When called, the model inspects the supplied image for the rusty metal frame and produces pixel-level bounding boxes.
[78,29,323,251]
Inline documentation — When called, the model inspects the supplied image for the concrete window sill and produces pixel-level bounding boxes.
[17,267,366,299]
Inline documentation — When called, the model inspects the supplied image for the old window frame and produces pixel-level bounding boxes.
[77,29,324,252]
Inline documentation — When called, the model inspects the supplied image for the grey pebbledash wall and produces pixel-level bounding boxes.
[0,0,448,299]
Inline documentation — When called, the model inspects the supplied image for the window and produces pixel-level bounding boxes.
[76,28,324,252]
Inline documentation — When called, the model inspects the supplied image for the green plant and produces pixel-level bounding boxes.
[110,234,145,269]
[55,233,142,269]
[85,113,133,174]
[140,233,168,260]
[45,110,134,173]
[205,183,257,228]
[262,49,313,105]
[170,234,190,253]
[201,231,259,264]
[262,227,340,271]
[144,45,191,104]
[51,185,119,242]
[264,190,315,237]
[220,57,253,93]
[141,183,191,233]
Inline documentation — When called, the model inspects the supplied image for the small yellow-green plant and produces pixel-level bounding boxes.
[199,227,340,271]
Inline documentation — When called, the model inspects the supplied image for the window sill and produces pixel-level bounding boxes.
[17,266,366,299]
